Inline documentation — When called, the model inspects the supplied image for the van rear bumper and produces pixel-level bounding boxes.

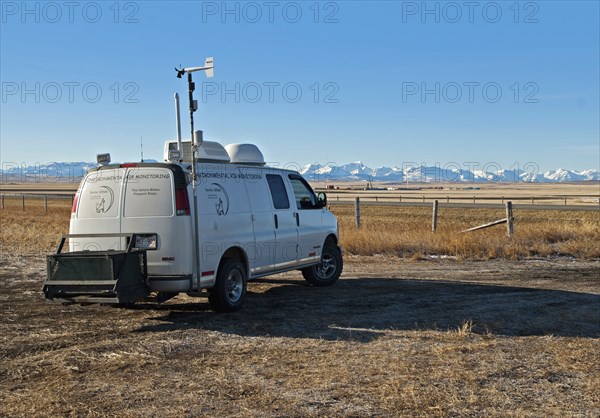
[148,275,192,293]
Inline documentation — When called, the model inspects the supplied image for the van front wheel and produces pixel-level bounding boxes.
[209,259,247,312]
[302,244,343,286]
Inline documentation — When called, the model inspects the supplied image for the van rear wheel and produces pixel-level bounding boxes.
[209,258,247,312]
[302,244,343,286]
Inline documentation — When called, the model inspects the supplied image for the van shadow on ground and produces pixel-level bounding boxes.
[134,277,600,341]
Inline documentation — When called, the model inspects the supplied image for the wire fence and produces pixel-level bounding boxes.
[324,193,600,206]
[1,194,74,211]
[1,191,599,212]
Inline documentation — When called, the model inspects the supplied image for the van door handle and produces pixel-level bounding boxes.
[274,214,278,229]
[295,212,300,227]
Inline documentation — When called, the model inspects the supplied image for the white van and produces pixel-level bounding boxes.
[55,141,342,311]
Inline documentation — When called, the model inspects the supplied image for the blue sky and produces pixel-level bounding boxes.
[1,0,599,172]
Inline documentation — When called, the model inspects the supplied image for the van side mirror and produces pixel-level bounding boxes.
[317,192,327,208]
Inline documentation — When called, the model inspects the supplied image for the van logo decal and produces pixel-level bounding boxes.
[93,186,115,214]
[206,183,229,216]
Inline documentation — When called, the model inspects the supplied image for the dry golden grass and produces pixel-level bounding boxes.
[332,205,600,260]
[0,197,71,256]
[0,197,598,260]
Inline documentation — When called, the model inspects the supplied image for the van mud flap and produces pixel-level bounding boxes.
[43,234,150,304]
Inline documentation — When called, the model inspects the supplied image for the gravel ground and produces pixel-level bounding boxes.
[0,255,598,416]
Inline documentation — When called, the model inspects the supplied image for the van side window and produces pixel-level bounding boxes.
[266,174,290,210]
[288,175,317,209]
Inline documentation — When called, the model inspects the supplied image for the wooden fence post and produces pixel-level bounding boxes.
[399,195,402,202]
[422,195,425,203]
[473,196,476,204]
[44,195,48,212]
[354,197,361,228]
[531,196,534,205]
[446,196,449,203]
[22,195,25,211]
[505,201,514,237]
[564,197,567,206]
[432,200,439,232]
[1,194,4,209]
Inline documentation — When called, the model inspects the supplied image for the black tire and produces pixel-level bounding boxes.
[302,243,343,286]
[209,258,247,312]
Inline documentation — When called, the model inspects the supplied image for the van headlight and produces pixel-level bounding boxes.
[134,234,158,250]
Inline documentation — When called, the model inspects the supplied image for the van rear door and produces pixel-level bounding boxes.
[70,167,125,251]
[121,166,192,277]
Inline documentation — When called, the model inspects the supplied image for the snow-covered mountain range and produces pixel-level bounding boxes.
[1,161,598,183]
[299,162,599,183]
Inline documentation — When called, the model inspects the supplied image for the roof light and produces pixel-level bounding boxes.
[168,149,181,161]
[97,153,111,166]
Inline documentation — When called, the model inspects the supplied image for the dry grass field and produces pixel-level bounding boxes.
[0,188,598,416]
[0,196,598,259]
[0,198,72,256]
[333,205,600,260]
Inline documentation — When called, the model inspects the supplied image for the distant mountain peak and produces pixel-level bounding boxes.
[300,163,599,183]
[1,161,598,183]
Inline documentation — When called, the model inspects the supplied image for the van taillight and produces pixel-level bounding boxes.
[71,194,79,213]
[175,188,190,215]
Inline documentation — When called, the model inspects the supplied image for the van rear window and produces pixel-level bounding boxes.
[77,169,124,219]
[124,168,174,217]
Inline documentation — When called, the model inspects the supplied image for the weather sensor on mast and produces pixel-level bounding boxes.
[176,57,214,78]
[174,57,214,157]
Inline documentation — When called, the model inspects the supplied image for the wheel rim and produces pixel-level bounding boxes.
[315,254,336,280]
[225,269,244,303]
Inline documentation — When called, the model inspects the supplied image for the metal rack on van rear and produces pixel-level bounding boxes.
[44,233,149,304]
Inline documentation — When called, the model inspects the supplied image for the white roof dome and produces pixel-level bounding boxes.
[225,143,265,165]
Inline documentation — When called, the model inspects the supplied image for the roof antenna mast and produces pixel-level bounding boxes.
[174,93,182,161]
[140,136,144,162]
[174,56,214,291]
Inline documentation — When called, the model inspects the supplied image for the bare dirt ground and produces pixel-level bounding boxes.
[0,255,598,417]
